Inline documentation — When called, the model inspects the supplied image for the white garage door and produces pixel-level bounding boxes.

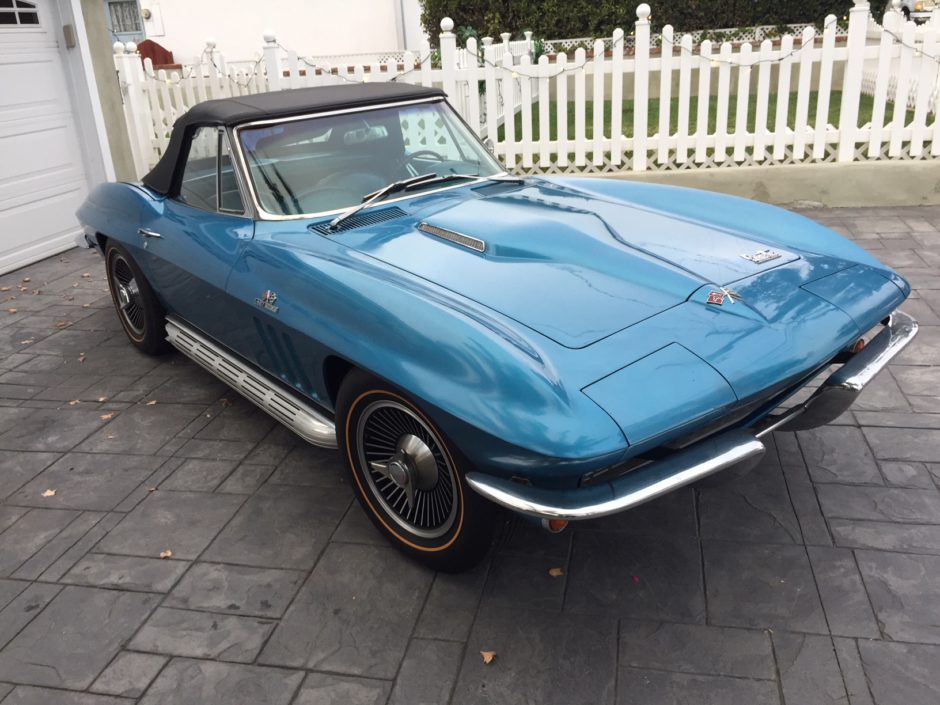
[0,0,90,274]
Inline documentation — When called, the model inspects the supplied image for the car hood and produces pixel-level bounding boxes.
[337,181,838,348]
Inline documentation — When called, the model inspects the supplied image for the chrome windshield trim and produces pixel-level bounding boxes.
[230,97,506,221]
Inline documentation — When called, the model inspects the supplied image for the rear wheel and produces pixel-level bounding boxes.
[105,242,170,355]
[336,370,494,571]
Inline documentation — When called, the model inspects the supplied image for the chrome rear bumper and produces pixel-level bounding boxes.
[466,310,918,521]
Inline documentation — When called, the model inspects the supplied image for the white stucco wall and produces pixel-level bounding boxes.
[140,0,420,62]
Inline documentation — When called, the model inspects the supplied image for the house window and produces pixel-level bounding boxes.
[107,0,140,33]
[0,0,40,26]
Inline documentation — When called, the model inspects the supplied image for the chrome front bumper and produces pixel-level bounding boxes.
[466,310,918,521]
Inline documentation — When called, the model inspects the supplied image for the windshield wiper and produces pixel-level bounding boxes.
[327,173,476,231]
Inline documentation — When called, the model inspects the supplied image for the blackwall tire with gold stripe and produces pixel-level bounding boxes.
[336,369,494,572]
[105,241,171,356]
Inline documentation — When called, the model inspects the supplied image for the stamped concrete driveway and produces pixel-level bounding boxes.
[0,205,937,705]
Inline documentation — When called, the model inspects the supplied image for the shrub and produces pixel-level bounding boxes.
[419,0,851,39]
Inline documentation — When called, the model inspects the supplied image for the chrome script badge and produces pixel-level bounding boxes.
[742,249,782,264]
[255,290,279,313]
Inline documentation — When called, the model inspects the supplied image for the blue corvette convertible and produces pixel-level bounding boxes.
[77,82,917,570]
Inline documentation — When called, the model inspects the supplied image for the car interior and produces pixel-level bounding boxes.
[236,104,490,216]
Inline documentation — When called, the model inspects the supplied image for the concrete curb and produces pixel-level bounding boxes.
[598,160,940,208]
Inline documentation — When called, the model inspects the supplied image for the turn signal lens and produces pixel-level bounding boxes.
[542,518,569,533]
[852,338,866,353]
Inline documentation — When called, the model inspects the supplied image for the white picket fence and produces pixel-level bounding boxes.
[115,0,940,179]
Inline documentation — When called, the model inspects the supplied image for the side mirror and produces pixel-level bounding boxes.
[483,138,495,154]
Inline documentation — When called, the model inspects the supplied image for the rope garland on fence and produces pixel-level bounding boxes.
[138,12,940,93]
[881,25,940,66]
[277,42,436,84]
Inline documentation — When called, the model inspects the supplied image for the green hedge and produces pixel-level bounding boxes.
[420,0,851,40]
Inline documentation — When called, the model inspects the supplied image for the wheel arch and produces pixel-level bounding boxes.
[322,354,356,408]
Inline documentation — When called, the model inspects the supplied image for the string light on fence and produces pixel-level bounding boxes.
[132,5,940,95]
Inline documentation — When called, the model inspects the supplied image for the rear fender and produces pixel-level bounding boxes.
[76,182,164,251]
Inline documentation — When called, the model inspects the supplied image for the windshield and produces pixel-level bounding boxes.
[237,100,503,217]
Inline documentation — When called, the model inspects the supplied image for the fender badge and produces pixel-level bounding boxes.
[706,291,726,305]
[706,288,744,306]
[742,248,782,264]
[255,290,279,313]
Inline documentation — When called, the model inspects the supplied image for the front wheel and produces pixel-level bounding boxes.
[336,370,494,572]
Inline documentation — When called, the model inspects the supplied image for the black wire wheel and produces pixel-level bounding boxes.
[108,252,146,339]
[104,241,170,355]
[356,399,459,539]
[337,370,495,572]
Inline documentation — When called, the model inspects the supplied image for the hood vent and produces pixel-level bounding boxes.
[418,222,486,253]
[309,206,407,235]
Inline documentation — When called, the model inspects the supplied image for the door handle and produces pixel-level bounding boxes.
[138,228,162,239]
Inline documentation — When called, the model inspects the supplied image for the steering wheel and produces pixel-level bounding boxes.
[291,187,359,214]
[399,149,447,174]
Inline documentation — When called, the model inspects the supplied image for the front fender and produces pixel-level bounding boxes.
[233,228,627,480]
[555,178,894,276]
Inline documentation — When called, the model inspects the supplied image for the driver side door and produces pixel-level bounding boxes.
[138,126,254,340]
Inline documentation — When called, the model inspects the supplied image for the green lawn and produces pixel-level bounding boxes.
[499,91,915,141]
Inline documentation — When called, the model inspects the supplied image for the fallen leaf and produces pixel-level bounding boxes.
[148,487,157,492]
[548,567,564,578]
[99,412,115,421]
[220,398,233,408]
[55,320,72,329]
[31,289,40,295]
[82,304,90,308]
[480,651,496,665]
[106,434,116,439]
[68,400,80,406]
[6,308,16,314]
[0,287,9,292]
[21,277,30,283]
[81,273,91,278]
[97,396,108,402]
[71,283,79,288]
[17,286,27,292]
[78,353,86,363]
[159,549,172,559]
[41,489,56,498]
[19,339,33,345]
[145,400,157,406]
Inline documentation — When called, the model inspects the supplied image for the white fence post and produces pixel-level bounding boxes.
[464,37,482,136]
[262,30,282,91]
[439,18,458,101]
[113,42,155,177]
[837,0,871,161]
[657,25,674,165]
[633,4,651,171]
[611,28,625,165]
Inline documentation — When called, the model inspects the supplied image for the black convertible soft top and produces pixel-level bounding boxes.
[141,83,445,195]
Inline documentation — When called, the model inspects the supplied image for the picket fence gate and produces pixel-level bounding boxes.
[115,0,940,179]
